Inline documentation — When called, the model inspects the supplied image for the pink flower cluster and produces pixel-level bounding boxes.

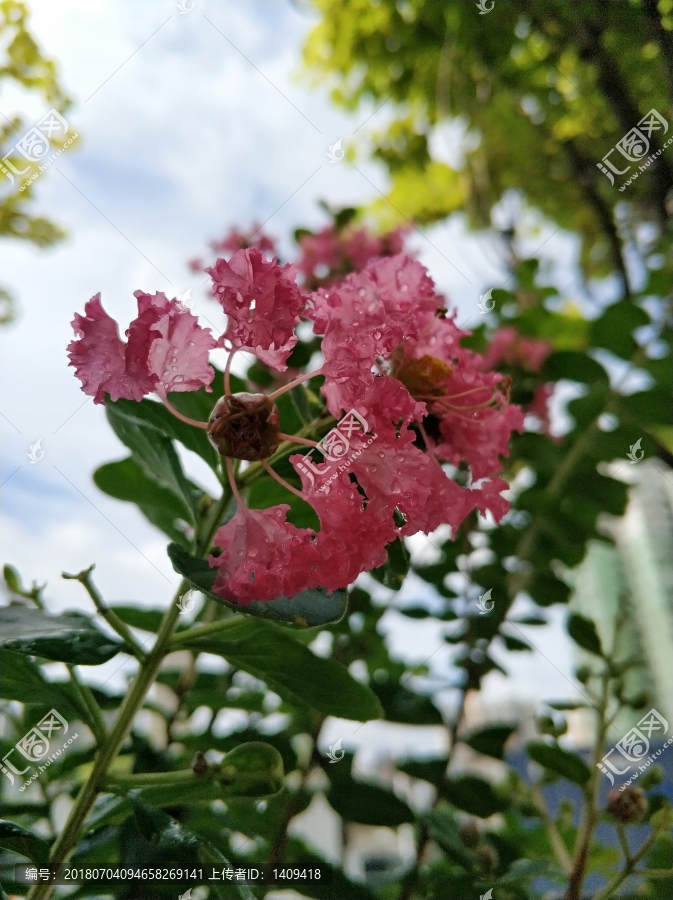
[297,224,407,289]
[69,246,524,606]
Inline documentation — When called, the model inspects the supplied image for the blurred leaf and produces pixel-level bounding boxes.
[371,537,410,590]
[589,301,649,359]
[423,809,474,869]
[398,757,447,784]
[0,606,122,665]
[168,542,347,627]
[464,724,517,760]
[0,649,85,719]
[371,681,443,725]
[443,775,508,818]
[94,457,193,547]
[527,740,590,785]
[108,606,164,633]
[542,351,608,385]
[567,613,603,656]
[0,820,50,865]
[327,757,414,826]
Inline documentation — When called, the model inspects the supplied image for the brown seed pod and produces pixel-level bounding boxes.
[208,392,280,461]
[606,786,647,824]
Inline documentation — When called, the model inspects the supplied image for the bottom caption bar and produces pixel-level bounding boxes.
[15,864,331,886]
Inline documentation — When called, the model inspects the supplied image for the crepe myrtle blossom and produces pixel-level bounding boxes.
[68,249,522,606]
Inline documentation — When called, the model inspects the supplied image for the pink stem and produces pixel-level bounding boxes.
[260,459,305,501]
[266,368,324,402]
[224,350,235,397]
[226,457,243,506]
[160,396,209,429]
[278,433,319,449]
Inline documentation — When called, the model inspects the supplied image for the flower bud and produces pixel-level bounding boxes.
[474,843,498,872]
[458,819,480,848]
[606,786,647,824]
[208,392,280,460]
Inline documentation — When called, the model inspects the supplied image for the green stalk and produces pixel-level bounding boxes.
[169,615,245,648]
[66,666,107,744]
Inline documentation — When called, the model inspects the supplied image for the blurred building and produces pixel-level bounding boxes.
[571,459,673,729]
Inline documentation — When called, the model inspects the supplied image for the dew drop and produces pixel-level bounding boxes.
[188,341,195,347]
[174,374,184,383]
[401,284,408,292]
[377,451,385,458]
[171,366,178,372]
[171,356,178,363]
[358,288,366,297]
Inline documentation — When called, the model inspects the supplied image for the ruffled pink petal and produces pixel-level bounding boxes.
[209,504,317,605]
[131,291,217,395]
[67,294,151,404]
[207,248,304,370]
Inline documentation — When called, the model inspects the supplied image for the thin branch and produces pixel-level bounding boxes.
[63,566,147,661]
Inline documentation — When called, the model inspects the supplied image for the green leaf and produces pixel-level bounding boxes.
[526,740,590,785]
[497,857,551,884]
[443,775,508,818]
[105,399,196,522]
[567,613,603,656]
[0,820,50,865]
[94,457,194,547]
[180,619,382,721]
[398,757,447,784]
[501,633,532,652]
[217,742,285,797]
[0,606,122,665]
[107,393,218,470]
[167,542,347,627]
[464,723,517,760]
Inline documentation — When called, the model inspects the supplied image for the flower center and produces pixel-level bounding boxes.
[389,349,453,400]
[207,392,280,460]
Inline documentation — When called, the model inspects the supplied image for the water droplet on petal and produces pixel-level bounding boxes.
[174,374,184,383]
[188,341,195,347]
[171,356,178,363]
[358,288,366,297]
[377,451,385,458]
[171,366,178,372]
